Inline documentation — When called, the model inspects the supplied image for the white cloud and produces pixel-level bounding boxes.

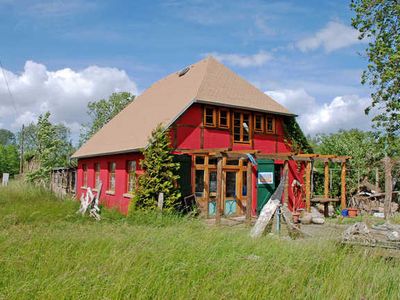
[0,61,137,140]
[266,88,372,135]
[296,21,364,52]
[207,50,272,68]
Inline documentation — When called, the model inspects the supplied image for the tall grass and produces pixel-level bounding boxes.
[1,181,400,299]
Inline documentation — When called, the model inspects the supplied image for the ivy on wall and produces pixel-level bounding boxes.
[283,117,313,154]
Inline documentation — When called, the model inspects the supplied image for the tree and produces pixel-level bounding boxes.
[311,129,398,197]
[351,0,400,142]
[26,112,74,186]
[0,144,19,176]
[0,129,19,176]
[132,124,181,212]
[0,129,15,146]
[80,92,135,145]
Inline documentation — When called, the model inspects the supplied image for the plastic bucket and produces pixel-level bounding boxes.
[341,209,349,217]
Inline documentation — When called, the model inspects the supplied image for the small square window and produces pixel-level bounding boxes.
[195,156,205,165]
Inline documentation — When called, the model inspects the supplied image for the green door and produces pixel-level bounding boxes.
[256,159,275,214]
[173,154,192,199]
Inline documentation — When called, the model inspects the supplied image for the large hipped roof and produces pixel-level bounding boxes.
[72,56,294,158]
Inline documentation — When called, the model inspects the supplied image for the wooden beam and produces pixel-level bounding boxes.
[283,160,289,205]
[306,161,311,212]
[324,161,329,199]
[215,158,223,225]
[246,162,252,225]
[341,161,347,210]
[383,156,393,220]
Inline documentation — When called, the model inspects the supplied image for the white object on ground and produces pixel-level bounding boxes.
[250,199,280,238]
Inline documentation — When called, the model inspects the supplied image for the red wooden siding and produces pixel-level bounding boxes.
[77,153,143,215]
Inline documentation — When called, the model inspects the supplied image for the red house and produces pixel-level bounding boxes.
[72,57,310,216]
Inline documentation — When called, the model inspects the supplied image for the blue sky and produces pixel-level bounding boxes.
[0,0,373,141]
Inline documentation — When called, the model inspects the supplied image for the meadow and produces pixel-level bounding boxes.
[1,182,400,299]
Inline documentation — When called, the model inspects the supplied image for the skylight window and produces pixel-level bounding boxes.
[178,66,190,77]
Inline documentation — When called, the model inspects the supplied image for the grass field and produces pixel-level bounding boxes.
[1,182,400,299]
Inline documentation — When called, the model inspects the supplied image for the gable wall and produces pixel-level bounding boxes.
[171,103,292,153]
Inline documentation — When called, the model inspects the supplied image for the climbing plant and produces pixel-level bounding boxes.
[283,117,313,154]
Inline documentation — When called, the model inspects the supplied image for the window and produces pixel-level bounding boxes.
[82,164,88,187]
[126,160,136,192]
[218,109,230,128]
[233,112,251,143]
[195,156,205,165]
[266,116,275,133]
[195,170,204,197]
[108,162,116,192]
[254,114,264,133]
[204,107,216,127]
[94,163,100,188]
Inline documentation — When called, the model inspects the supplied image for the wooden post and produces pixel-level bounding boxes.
[215,157,223,225]
[324,161,329,198]
[305,161,311,212]
[383,156,393,220]
[375,167,380,191]
[19,124,24,174]
[283,160,289,205]
[246,162,252,225]
[341,161,347,210]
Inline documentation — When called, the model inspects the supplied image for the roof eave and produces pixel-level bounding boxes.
[71,148,143,159]
[194,99,296,117]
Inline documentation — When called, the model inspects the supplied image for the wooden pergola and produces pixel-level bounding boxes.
[178,149,351,223]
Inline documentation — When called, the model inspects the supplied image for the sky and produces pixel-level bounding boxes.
[0,0,373,143]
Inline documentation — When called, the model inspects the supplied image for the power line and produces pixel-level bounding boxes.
[0,58,19,117]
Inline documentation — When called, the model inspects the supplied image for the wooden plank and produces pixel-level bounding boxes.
[324,161,329,198]
[341,161,347,209]
[383,156,393,219]
[250,199,280,238]
[306,161,311,212]
[283,160,289,205]
[246,162,252,225]
[215,158,223,225]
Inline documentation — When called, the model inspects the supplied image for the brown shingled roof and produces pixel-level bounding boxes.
[72,56,293,158]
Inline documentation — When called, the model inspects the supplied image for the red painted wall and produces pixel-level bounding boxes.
[77,153,143,215]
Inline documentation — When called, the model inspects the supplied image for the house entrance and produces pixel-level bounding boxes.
[193,155,248,217]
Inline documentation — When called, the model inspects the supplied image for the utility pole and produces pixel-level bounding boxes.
[19,124,24,174]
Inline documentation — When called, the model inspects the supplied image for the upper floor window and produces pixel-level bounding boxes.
[204,107,216,127]
[266,116,275,133]
[233,112,251,143]
[94,163,100,187]
[218,109,230,129]
[254,114,264,133]
[126,160,136,193]
[82,164,88,187]
[108,162,116,192]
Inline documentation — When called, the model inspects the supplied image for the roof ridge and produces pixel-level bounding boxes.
[194,56,213,100]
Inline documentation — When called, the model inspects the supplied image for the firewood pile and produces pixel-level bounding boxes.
[342,222,400,249]
[349,181,399,215]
